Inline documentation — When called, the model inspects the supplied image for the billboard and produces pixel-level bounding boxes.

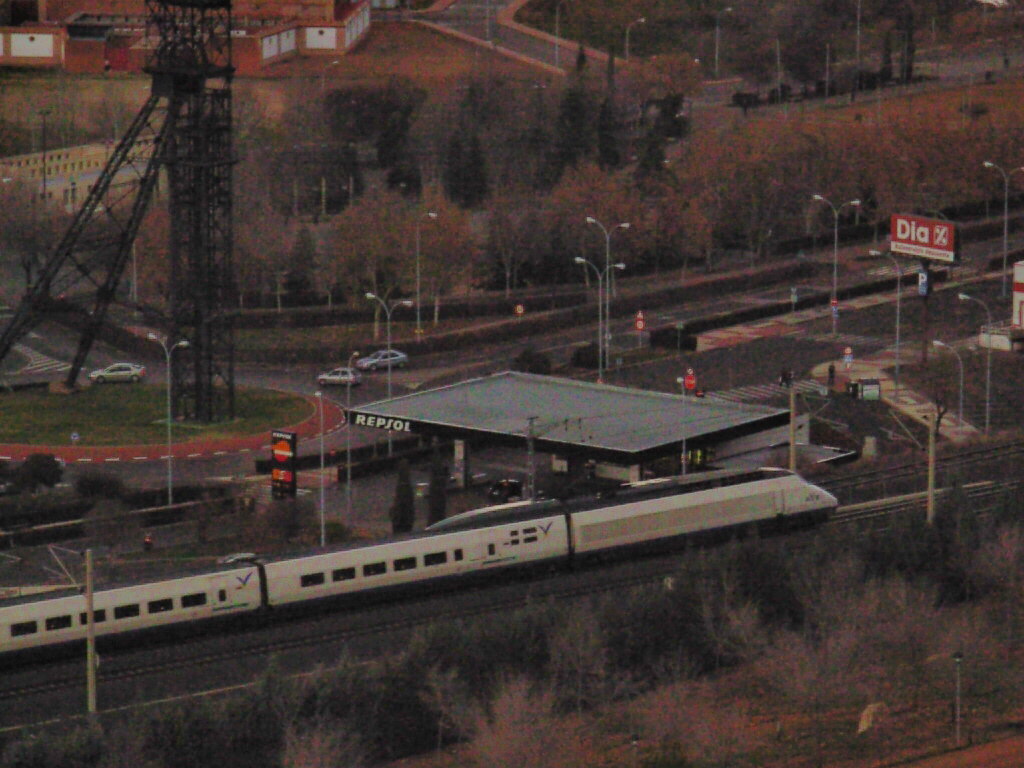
[270,429,298,498]
[890,214,958,263]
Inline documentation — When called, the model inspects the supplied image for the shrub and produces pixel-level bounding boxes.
[15,453,63,492]
[512,346,552,374]
[570,342,600,370]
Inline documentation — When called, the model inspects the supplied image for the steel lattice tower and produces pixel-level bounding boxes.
[148,0,236,422]
[0,0,235,422]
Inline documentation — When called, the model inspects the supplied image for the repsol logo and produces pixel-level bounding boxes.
[353,414,413,432]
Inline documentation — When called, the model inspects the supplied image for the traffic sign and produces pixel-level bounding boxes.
[830,297,838,307]
[514,303,525,317]
[634,310,646,331]
[684,368,696,391]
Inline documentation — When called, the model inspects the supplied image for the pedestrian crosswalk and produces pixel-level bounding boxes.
[14,344,71,375]
[706,378,828,404]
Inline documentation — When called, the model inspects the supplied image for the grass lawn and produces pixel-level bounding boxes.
[0,385,312,446]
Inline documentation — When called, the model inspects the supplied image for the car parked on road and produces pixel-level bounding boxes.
[317,367,361,387]
[355,349,409,371]
[88,362,146,383]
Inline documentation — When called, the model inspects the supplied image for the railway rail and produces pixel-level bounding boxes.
[3,478,1016,730]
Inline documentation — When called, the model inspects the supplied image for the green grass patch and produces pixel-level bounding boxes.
[0,385,312,446]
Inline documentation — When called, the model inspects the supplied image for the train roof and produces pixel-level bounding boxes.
[426,467,794,533]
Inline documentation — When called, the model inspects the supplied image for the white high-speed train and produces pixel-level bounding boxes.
[0,468,836,664]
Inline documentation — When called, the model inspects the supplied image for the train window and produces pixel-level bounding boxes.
[332,567,356,581]
[393,557,417,571]
[363,562,386,577]
[148,599,173,614]
[301,572,326,587]
[182,593,207,608]
[45,615,73,631]
[114,604,140,620]
[218,590,226,602]
[454,549,463,561]
[11,621,37,636]
[79,609,106,625]
[487,544,496,556]
[424,552,447,566]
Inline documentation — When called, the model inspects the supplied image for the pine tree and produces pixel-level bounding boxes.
[427,446,448,526]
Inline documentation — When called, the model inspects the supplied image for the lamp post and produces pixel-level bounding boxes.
[574,257,626,383]
[314,391,326,546]
[415,210,438,335]
[147,333,189,507]
[811,195,861,336]
[870,249,902,398]
[320,59,339,93]
[366,294,412,454]
[345,351,359,526]
[982,161,1024,297]
[586,216,630,373]
[933,339,964,428]
[365,293,413,401]
[953,650,964,746]
[714,6,733,78]
[624,17,645,61]
[958,292,992,434]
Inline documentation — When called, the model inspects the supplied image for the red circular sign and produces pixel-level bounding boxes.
[830,298,838,307]
[514,303,525,316]
[684,374,696,390]
[272,440,293,463]
[635,318,646,331]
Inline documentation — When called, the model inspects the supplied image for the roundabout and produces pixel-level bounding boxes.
[0,386,347,463]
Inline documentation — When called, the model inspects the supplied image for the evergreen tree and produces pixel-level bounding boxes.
[546,84,595,185]
[443,126,489,208]
[390,459,415,534]
[427,446,448,526]
[596,98,620,170]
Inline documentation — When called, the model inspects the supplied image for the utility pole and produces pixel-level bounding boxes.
[85,548,97,714]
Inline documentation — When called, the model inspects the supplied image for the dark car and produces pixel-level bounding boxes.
[487,478,523,503]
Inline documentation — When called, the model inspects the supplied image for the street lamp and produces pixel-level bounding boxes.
[933,339,964,429]
[953,650,964,746]
[586,216,630,373]
[366,293,412,454]
[415,210,438,335]
[365,294,412,402]
[147,333,190,507]
[958,292,992,434]
[574,257,625,383]
[811,195,861,336]
[869,249,902,398]
[714,6,733,78]
[624,17,645,61]
[320,59,339,93]
[314,391,326,546]
[982,161,1024,297]
[345,351,359,526]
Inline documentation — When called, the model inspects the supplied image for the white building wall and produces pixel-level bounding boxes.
[304,27,337,50]
[280,28,296,53]
[11,33,54,57]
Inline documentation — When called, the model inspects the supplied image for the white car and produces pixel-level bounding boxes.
[355,349,409,371]
[88,362,146,383]
[317,367,361,387]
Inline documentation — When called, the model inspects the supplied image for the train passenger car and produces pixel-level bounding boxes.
[262,513,570,610]
[570,468,837,558]
[0,563,263,665]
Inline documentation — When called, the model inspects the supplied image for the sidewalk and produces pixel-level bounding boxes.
[0,395,347,464]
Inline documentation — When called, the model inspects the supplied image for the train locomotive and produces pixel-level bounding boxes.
[1,468,836,664]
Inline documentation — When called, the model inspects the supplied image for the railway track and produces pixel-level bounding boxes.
[2,477,1018,731]
[819,439,1024,504]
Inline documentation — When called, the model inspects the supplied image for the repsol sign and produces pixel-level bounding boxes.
[353,414,414,432]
